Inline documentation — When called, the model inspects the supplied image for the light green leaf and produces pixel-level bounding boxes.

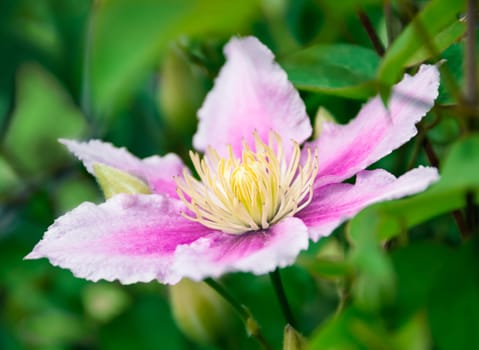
[405,20,466,67]
[377,0,466,88]
[349,135,479,244]
[307,306,394,350]
[2,64,86,175]
[281,44,380,99]
[91,0,258,113]
[93,163,151,199]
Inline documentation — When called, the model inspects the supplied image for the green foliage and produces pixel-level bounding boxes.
[282,44,380,98]
[1,0,477,349]
[91,0,259,114]
[2,64,86,175]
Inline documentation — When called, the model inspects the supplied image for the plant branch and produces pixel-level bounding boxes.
[269,269,297,329]
[357,9,385,56]
[465,0,478,130]
[422,136,469,238]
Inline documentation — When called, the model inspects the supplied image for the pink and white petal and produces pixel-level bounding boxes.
[307,65,439,188]
[297,167,439,241]
[60,138,142,176]
[193,36,312,157]
[173,217,309,281]
[60,139,184,197]
[25,194,212,285]
[141,153,186,197]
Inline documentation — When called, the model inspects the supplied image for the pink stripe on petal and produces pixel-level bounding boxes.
[193,36,312,157]
[60,139,184,197]
[307,65,439,187]
[297,167,439,241]
[25,194,212,284]
[173,217,309,281]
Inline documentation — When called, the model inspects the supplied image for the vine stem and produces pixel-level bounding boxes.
[422,136,469,238]
[204,278,273,350]
[269,268,298,329]
[357,9,385,56]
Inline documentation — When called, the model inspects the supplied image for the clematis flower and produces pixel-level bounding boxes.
[26,36,440,284]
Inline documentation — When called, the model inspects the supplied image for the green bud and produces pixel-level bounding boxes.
[314,106,337,139]
[158,44,206,136]
[283,324,306,350]
[169,278,235,345]
[82,283,130,323]
[92,163,150,199]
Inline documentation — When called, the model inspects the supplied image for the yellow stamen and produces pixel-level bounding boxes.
[175,132,318,234]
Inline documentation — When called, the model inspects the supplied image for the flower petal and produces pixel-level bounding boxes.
[297,167,439,241]
[60,139,184,197]
[173,217,309,281]
[193,36,312,157]
[307,65,439,187]
[25,194,211,284]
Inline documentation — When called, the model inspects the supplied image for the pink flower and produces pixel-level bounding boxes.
[26,37,440,284]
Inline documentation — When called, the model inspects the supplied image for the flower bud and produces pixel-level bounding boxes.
[158,44,206,136]
[283,324,306,350]
[92,163,150,199]
[314,106,337,138]
[169,278,235,345]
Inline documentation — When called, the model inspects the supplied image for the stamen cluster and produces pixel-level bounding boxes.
[176,132,318,234]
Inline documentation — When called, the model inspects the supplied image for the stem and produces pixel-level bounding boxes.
[269,269,297,329]
[357,9,385,56]
[465,0,478,130]
[465,191,478,235]
[384,0,394,47]
[422,136,469,237]
[204,278,273,350]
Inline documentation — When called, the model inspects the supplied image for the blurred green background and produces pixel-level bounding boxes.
[1,0,478,349]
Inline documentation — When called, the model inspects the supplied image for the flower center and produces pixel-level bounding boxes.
[175,132,318,234]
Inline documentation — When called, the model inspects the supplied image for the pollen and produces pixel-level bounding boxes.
[175,132,318,234]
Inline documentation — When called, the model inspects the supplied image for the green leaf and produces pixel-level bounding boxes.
[307,306,394,350]
[377,0,466,88]
[281,44,380,99]
[91,0,258,113]
[93,163,151,199]
[390,242,451,322]
[349,135,479,244]
[19,309,87,347]
[427,243,479,350]
[405,20,466,67]
[2,64,86,175]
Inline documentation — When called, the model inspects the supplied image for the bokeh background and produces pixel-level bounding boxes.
[0,0,477,349]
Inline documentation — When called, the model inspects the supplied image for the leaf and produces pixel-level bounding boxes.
[349,135,479,244]
[427,243,479,350]
[390,242,451,322]
[377,0,466,88]
[307,306,394,350]
[93,163,151,199]
[2,64,86,175]
[281,44,380,99]
[91,0,258,113]
[405,20,466,67]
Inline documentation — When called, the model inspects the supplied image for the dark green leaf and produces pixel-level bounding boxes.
[281,44,380,99]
